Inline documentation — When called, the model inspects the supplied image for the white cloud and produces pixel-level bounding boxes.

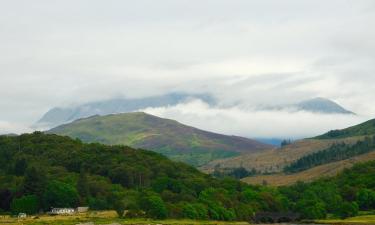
[143,99,368,139]
[0,0,375,135]
[0,121,32,135]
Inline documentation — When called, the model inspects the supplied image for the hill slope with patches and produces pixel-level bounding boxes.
[48,112,271,166]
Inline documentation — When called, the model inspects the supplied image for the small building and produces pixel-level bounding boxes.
[50,208,75,215]
[18,213,27,218]
[77,207,89,213]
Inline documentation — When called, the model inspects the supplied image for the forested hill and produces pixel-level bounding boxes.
[48,112,271,166]
[1,132,375,220]
[0,132,285,221]
[316,118,375,139]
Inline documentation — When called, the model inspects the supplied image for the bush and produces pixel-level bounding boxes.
[140,194,168,219]
[43,181,79,209]
[10,195,39,215]
[337,202,359,219]
[356,189,375,210]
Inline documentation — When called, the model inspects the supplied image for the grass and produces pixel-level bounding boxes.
[317,215,375,224]
[0,211,250,225]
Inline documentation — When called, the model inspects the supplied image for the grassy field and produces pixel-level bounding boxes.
[0,211,250,225]
[317,215,375,224]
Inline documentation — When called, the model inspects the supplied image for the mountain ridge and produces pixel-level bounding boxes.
[36,93,216,129]
[48,112,272,166]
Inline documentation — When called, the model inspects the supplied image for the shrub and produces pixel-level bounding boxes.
[11,195,39,215]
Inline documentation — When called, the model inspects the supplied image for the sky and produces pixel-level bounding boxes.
[1,0,375,138]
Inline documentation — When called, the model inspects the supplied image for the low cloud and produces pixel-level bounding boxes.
[143,99,367,139]
[0,121,32,135]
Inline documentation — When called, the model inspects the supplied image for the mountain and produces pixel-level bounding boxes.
[262,97,354,114]
[36,93,216,129]
[48,112,271,166]
[294,97,354,114]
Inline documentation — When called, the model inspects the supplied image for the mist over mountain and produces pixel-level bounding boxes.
[35,93,215,129]
[259,97,354,115]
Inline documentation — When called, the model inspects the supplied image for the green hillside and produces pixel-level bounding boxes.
[0,132,288,221]
[48,112,271,166]
[316,119,375,139]
[1,132,375,221]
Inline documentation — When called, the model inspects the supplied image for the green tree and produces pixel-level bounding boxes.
[140,194,168,219]
[356,188,375,210]
[113,200,125,218]
[23,166,46,197]
[77,169,90,204]
[10,195,39,215]
[182,203,198,219]
[337,202,359,219]
[43,181,79,209]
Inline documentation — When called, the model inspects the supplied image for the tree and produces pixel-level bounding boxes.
[0,189,13,211]
[337,202,359,219]
[182,203,198,219]
[113,200,126,218]
[14,158,27,176]
[77,169,90,204]
[356,188,375,210]
[23,166,46,197]
[43,181,79,209]
[140,194,168,219]
[10,195,39,215]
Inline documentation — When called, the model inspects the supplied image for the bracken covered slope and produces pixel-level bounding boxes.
[48,112,271,166]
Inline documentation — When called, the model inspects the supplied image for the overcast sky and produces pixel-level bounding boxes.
[1,0,375,138]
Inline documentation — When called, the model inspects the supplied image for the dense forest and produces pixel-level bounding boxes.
[284,136,375,173]
[0,132,375,221]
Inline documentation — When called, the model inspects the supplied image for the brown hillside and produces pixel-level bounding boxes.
[200,136,363,173]
[242,150,375,186]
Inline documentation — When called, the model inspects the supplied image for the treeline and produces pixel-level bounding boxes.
[1,133,375,221]
[280,161,375,219]
[212,167,258,179]
[284,136,375,173]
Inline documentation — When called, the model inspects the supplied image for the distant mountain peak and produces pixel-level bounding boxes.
[35,92,216,129]
[296,97,354,114]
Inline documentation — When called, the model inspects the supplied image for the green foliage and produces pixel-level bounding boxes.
[10,195,39,215]
[316,119,375,139]
[113,200,126,218]
[43,180,79,209]
[1,133,375,221]
[336,202,359,219]
[23,166,46,197]
[212,167,257,179]
[140,193,168,219]
[284,136,375,173]
[356,189,375,210]
[281,161,375,220]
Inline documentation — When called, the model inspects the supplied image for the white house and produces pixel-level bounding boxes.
[18,213,27,218]
[77,207,89,213]
[50,208,75,215]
